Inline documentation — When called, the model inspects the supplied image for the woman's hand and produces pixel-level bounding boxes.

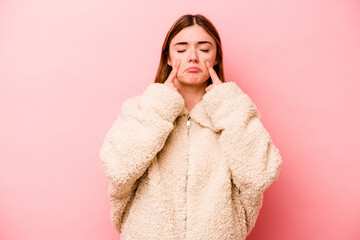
[205,61,223,92]
[164,60,181,94]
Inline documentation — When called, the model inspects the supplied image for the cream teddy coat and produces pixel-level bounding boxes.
[99,81,282,240]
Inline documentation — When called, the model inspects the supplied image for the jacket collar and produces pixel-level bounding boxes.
[178,98,220,133]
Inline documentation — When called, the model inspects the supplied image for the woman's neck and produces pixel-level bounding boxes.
[175,80,208,113]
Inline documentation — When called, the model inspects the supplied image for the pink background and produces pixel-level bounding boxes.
[1,0,359,239]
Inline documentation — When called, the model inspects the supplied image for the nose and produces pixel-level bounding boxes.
[188,47,199,63]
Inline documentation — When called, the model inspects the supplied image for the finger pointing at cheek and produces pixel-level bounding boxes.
[164,60,181,94]
[205,61,223,92]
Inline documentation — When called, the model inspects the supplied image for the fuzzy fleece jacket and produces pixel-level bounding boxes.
[99,81,283,240]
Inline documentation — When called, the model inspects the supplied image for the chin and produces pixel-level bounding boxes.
[181,79,208,86]
[179,74,208,84]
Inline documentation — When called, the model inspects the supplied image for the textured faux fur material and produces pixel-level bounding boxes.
[99,81,282,240]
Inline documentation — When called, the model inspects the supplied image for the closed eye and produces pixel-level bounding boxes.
[177,49,209,53]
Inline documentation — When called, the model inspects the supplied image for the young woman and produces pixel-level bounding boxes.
[100,14,282,240]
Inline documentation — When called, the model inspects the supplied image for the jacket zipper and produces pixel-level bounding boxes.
[185,115,191,239]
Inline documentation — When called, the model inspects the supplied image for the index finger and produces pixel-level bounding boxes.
[205,61,222,84]
[167,60,180,83]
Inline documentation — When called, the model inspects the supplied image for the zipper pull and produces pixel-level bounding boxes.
[187,116,191,127]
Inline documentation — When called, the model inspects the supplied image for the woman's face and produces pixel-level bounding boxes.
[167,24,218,86]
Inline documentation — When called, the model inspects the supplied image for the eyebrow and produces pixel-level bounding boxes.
[174,41,213,46]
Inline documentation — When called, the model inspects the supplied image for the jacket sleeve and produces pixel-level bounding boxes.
[99,83,185,233]
[201,81,283,235]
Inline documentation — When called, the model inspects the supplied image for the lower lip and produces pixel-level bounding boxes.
[186,68,201,72]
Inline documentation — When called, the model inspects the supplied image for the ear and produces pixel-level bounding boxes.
[167,56,172,66]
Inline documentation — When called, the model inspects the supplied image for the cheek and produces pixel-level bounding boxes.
[201,55,216,72]
[199,52,216,64]
[205,52,217,63]
[170,54,185,66]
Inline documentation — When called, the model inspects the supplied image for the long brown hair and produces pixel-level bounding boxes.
[154,14,226,85]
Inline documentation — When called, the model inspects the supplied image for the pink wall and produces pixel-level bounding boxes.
[1,0,359,239]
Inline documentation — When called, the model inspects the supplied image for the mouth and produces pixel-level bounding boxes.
[185,67,201,72]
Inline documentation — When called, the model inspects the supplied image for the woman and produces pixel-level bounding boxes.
[99,14,282,240]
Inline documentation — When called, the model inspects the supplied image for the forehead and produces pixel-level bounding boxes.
[170,25,215,46]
